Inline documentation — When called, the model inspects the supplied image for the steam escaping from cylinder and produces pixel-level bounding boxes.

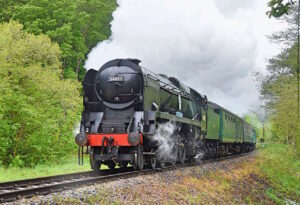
[73,122,81,137]
[151,122,178,162]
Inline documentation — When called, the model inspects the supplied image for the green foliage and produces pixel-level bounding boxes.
[261,50,300,150]
[258,144,300,203]
[267,77,300,147]
[258,5,300,153]
[0,0,117,80]
[267,0,295,18]
[0,21,81,167]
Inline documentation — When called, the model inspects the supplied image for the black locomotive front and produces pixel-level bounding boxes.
[76,59,146,171]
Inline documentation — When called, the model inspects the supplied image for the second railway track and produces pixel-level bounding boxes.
[0,152,253,203]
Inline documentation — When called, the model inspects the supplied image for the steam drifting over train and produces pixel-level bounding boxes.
[75,59,256,172]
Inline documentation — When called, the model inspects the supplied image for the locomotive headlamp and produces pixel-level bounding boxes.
[75,133,88,146]
[128,132,140,146]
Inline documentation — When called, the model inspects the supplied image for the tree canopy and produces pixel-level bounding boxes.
[0,0,117,80]
[0,21,81,167]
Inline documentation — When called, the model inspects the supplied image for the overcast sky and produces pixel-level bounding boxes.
[85,0,286,115]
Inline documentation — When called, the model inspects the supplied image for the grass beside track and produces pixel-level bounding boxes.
[0,156,108,183]
[257,143,300,204]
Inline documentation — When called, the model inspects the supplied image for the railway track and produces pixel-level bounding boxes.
[0,152,253,203]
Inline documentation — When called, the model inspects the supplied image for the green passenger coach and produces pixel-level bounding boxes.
[206,101,256,154]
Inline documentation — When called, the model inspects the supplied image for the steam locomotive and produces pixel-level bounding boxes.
[75,59,256,172]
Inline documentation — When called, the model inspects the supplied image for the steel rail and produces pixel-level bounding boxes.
[0,151,253,203]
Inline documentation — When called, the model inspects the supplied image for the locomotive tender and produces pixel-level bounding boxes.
[75,58,256,172]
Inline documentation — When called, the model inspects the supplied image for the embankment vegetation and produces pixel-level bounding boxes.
[171,144,300,204]
[258,144,299,203]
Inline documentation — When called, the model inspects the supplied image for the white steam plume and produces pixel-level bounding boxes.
[152,122,177,162]
[85,0,282,115]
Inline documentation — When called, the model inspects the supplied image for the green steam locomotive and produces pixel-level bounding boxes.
[75,58,256,172]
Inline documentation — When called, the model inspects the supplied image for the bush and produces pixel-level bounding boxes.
[0,21,82,167]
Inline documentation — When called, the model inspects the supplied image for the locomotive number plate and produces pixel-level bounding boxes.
[109,76,124,82]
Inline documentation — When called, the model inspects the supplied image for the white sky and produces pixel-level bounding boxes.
[85,0,286,115]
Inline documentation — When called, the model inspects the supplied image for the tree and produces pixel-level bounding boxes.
[0,21,81,167]
[267,0,295,18]
[0,0,117,80]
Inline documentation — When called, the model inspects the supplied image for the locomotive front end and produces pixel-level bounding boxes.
[78,59,146,172]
